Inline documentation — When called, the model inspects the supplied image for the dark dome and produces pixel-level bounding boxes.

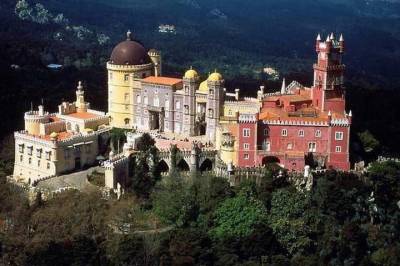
[110,40,151,65]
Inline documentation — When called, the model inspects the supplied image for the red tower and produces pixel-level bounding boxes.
[312,33,346,113]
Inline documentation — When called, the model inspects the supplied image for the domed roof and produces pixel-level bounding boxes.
[50,132,58,139]
[199,80,208,92]
[110,31,151,65]
[208,71,223,82]
[184,68,199,79]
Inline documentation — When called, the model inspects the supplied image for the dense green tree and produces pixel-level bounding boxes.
[210,189,267,240]
[268,187,312,256]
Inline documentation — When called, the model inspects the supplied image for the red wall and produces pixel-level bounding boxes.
[237,122,258,167]
[327,126,350,170]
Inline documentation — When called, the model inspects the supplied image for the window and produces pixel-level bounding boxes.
[244,143,250,150]
[124,74,129,81]
[137,95,141,104]
[281,129,288,137]
[154,96,159,107]
[165,100,169,110]
[124,93,129,102]
[264,128,269,136]
[244,153,250,160]
[124,118,130,126]
[20,155,23,162]
[185,85,189,93]
[47,162,50,169]
[28,158,32,164]
[243,128,250,137]
[336,146,342,153]
[209,89,214,95]
[335,131,344,140]
[228,109,232,116]
[27,146,33,156]
[208,109,214,118]
[37,160,40,167]
[18,144,24,153]
[184,105,189,115]
[144,96,148,105]
[45,151,51,160]
[298,130,304,137]
[165,112,169,118]
[287,143,293,150]
[262,141,271,151]
[315,130,322,138]
[36,149,42,158]
[308,142,317,152]
[176,101,181,110]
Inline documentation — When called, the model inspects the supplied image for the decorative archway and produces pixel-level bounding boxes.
[158,160,170,173]
[262,156,280,166]
[199,158,213,172]
[177,159,190,172]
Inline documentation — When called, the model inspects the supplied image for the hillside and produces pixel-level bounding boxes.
[1,0,400,153]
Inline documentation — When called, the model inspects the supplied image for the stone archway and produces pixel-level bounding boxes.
[158,160,170,173]
[262,156,280,166]
[199,158,213,172]
[177,159,190,172]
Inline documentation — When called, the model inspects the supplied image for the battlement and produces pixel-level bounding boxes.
[107,62,153,72]
[238,113,258,123]
[263,119,329,127]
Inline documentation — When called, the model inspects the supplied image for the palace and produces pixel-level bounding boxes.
[107,31,351,173]
[12,31,351,188]
[13,82,111,185]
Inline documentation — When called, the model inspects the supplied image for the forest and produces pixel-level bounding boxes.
[0,133,400,265]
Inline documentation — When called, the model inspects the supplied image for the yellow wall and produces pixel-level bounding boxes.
[107,62,153,128]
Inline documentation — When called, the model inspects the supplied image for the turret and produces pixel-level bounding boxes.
[75,81,89,113]
[316,33,321,51]
[206,70,225,141]
[24,105,50,135]
[339,34,345,53]
[148,49,162,77]
[182,67,199,136]
[280,78,286,94]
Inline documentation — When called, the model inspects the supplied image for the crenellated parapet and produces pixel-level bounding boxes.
[263,119,329,127]
[238,113,258,123]
[106,62,153,72]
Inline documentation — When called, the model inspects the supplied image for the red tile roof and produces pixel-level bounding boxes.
[66,112,100,120]
[142,76,183,86]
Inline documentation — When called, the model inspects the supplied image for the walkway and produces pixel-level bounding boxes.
[37,166,104,192]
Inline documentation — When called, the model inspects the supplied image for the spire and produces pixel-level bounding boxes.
[339,34,344,42]
[126,30,132,41]
[330,32,335,40]
[349,110,352,117]
[281,78,286,94]
[316,33,321,41]
[326,35,331,42]
[328,110,332,117]
[77,81,83,91]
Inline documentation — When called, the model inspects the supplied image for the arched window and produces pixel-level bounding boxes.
[165,100,169,110]
[124,118,130,126]
[176,101,181,110]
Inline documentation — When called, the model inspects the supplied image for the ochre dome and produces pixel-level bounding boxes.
[199,80,208,92]
[208,72,223,82]
[110,40,151,65]
[184,69,199,79]
[50,132,58,139]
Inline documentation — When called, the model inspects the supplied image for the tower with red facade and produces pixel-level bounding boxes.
[312,33,346,113]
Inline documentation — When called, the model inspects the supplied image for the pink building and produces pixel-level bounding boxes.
[236,33,351,171]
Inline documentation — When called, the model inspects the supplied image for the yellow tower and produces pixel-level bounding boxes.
[107,31,154,128]
[24,105,50,135]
